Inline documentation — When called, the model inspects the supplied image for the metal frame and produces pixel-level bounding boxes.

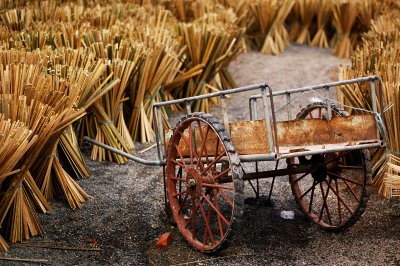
[85,75,384,166]
[248,75,383,160]
[152,82,271,164]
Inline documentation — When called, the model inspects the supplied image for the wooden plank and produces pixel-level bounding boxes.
[229,120,269,155]
[165,114,378,156]
[276,114,378,147]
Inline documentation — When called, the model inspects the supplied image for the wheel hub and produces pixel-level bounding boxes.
[307,154,340,182]
[300,154,329,183]
[185,168,202,199]
[311,164,328,183]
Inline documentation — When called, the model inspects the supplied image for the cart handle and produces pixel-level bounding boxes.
[83,136,164,166]
[248,75,379,100]
[152,83,267,108]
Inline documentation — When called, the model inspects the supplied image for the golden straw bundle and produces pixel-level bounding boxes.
[174,14,244,112]
[249,0,294,55]
[0,94,57,243]
[310,0,332,48]
[338,10,400,198]
[126,10,183,143]
[295,0,318,45]
[331,0,359,58]
[0,115,36,185]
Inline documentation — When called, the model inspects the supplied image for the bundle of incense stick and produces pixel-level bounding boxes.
[0,94,57,243]
[127,40,182,143]
[59,125,90,179]
[249,0,295,55]
[0,48,93,179]
[122,10,183,143]
[191,1,233,21]
[310,0,332,48]
[0,8,25,31]
[295,0,318,45]
[64,29,142,160]
[0,114,38,245]
[193,11,244,90]
[356,0,382,33]
[0,58,120,241]
[338,10,400,198]
[287,0,301,41]
[373,154,400,198]
[84,39,145,159]
[43,60,121,182]
[0,57,118,217]
[171,14,244,113]
[331,0,359,58]
[0,115,36,185]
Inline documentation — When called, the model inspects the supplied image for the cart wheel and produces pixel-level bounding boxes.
[288,103,369,231]
[296,102,348,120]
[166,113,244,253]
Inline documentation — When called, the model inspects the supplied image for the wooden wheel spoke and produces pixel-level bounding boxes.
[171,159,186,169]
[191,198,197,238]
[214,193,224,239]
[308,180,317,213]
[324,180,354,216]
[318,107,322,118]
[300,180,319,200]
[201,192,230,226]
[293,172,310,184]
[327,171,363,186]
[174,190,188,198]
[188,123,206,171]
[198,196,215,245]
[175,144,188,170]
[214,167,231,181]
[309,112,314,119]
[178,193,188,214]
[218,188,234,208]
[170,176,185,182]
[185,197,203,227]
[340,178,361,202]
[196,122,210,168]
[179,131,195,166]
[206,194,214,241]
[188,123,194,165]
[202,152,225,174]
[335,179,343,224]
[318,181,333,225]
[202,183,233,191]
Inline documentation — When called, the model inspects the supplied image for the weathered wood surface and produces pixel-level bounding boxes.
[165,114,378,156]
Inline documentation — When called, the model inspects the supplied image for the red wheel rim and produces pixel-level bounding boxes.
[290,103,368,230]
[289,151,367,229]
[166,115,240,251]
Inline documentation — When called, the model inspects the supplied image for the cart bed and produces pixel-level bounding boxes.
[166,113,379,157]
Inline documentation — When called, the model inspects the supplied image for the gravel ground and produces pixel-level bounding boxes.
[1,45,400,266]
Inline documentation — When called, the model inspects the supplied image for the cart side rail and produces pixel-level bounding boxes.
[152,82,275,162]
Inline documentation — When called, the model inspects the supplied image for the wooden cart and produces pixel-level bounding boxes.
[85,75,385,253]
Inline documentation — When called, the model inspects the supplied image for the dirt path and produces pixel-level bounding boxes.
[2,45,400,266]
